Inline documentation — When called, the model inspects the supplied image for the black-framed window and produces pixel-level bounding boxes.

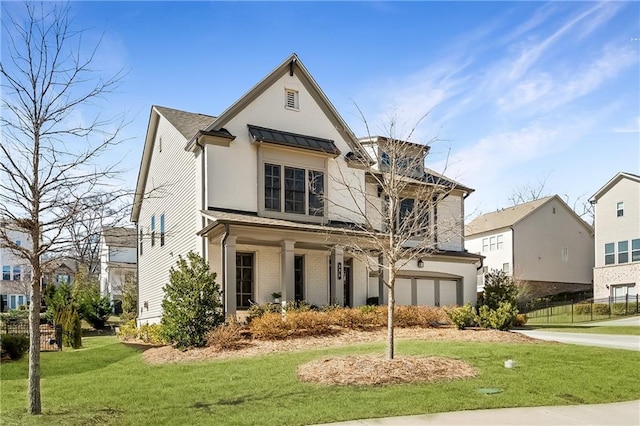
[13,266,20,281]
[151,215,156,247]
[294,255,304,302]
[160,214,165,247]
[284,167,305,213]
[264,163,324,216]
[236,253,254,309]
[139,229,143,256]
[617,202,624,217]
[308,170,324,216]
[265,163,281,211]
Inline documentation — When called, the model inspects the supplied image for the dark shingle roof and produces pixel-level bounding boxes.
[247,124,341,156]
[154,106,216,140]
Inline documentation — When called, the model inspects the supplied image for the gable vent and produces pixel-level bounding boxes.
[285,89,299,110]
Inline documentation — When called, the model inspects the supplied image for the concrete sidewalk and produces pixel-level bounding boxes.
[316,400,640,425]
[515,329,640,351]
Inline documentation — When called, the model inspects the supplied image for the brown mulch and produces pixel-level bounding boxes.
[297,355,478,386]
[141,327,541,365]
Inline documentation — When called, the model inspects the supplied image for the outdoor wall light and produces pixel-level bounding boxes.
[417,259,424,268]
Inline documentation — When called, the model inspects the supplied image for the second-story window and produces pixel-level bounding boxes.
[264,163,324,217]
[139,228,143,256]
[13,266,20,281]
[618,241,629,263]
[151,215,156,247]
[632,239,640,262]
[604,242,615,265]
[617,201,624,217]
[160,214,165,246]
[2,266,10,281]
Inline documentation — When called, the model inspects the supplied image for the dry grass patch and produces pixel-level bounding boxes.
[297,355,478,386]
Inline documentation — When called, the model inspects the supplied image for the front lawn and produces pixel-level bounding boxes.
[1,336,639,425]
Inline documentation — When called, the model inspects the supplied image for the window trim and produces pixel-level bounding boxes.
[160,214,165,247]
[285,88,299,110]
[151,215,156,247]
[259,160,327,223]
[604,242,615,265]
[632,239,640,262]
[236,252,254,310]
[618,240,629,264]
[617,201,624,217]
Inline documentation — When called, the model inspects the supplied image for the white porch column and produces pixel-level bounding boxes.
[330,247,344,305]
[281,240,295,302]
[224,235,237,316]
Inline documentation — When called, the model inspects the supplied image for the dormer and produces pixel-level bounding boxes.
[359,136,429,180]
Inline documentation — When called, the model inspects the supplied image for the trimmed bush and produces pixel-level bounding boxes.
[138,324,165,345]
[447,303,477,329]
[55,304,82,348]
[249,311,332,340]
[480,270,518,310]
[246,303,281,323]
[116,320,138,341]
[478,302,517,331]
[161,252,224,349]
[325,307,381,330]
[1,333,29,360]
[394,305,450,327]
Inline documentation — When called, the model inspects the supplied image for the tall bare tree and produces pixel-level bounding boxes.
[0,2,128,413]
[328,116,464,360]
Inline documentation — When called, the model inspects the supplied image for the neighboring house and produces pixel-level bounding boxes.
[42,257,79,288]
[0,225,32,312]
[590,172,640,300]
[466,195,594,298]
[99,226,137,312]
[131,53,480,325]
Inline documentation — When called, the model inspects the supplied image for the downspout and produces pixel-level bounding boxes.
[196,138,207,257]
[135,223,140,325]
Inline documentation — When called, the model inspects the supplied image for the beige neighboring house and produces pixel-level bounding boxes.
[590,172,640,300]
[466,195,594,298]
[99,227,137,311]
[131,53,481,325]
[0,225,32,312]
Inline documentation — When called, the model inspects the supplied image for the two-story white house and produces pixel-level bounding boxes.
[0,224,32,311]
[131,54,481,324]
[466,195,594,299]
[98,226,137,311]
[590,172,640,300]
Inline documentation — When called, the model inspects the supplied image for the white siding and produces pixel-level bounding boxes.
[437,193,464,251]
[137,115,200,325]
[514,198,593,284]
[466,228,514,275]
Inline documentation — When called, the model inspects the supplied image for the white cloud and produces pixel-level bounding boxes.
[613,116,640,133]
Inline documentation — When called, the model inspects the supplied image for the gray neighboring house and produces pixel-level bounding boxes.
[465,195,594,299]
[590,172,640,300]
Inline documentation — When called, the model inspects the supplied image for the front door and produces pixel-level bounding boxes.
[343,259,352,307]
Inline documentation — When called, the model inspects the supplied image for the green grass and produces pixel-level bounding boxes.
[529,325,640,335]
[2,336,640,425]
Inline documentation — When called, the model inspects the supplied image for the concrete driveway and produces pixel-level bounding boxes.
[588,315,640,326]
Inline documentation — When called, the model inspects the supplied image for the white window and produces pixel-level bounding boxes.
[502,263,510,274]
[285,89,299,110]
[489,236,496,251]
[604,243,615,265]
[158,136,163,152]
[482,238,488,252]
[496,235,504,250]
[15,240,21,246]
[618,241,629,263]
[617,201,624,217]
[632,239,640,262]
[13,266,20,281]
[561,247,569,263]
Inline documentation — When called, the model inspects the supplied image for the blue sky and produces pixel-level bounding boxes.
[3,1,638,220]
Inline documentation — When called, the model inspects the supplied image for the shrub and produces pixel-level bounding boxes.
[477,302,517,331]
[246,303,281,323]
[480,270,518,310]
[207,317,245,350]
[55,305,82,348]
[394,305,450,327]
[325,307,379,330]
[116,320,138,341]
[514,313,528,327]
[249,311,332,340]
[138,324,165,345]
[73,266,112,329]
[121,272,138,321]
[161,252,224,349]
[574,303,592,315]
[1,334,30,360]
[447,303,477,329]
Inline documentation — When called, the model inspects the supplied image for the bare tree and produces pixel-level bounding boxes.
[0,2,128,414]
[327,115,465,360]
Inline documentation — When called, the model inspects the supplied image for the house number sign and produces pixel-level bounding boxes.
[337,262,342,280]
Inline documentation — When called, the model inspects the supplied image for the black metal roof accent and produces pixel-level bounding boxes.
[247,124,341,156]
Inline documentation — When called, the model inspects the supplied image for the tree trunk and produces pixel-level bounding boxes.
[27,269,42,414]
[386,272,395,360]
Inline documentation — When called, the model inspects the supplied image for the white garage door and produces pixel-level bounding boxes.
[440,280,458,306]
[416,279,435,306]
[395,278,412,305]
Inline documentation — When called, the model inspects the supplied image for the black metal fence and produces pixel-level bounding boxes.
[521,294,640,324]
[1,322,62,351]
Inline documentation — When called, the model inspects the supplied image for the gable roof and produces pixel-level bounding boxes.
[154,106,216,140]
[201,53,368,159]
[589,172,640,203]
[102,226,136,247]
[465,196,554,236]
